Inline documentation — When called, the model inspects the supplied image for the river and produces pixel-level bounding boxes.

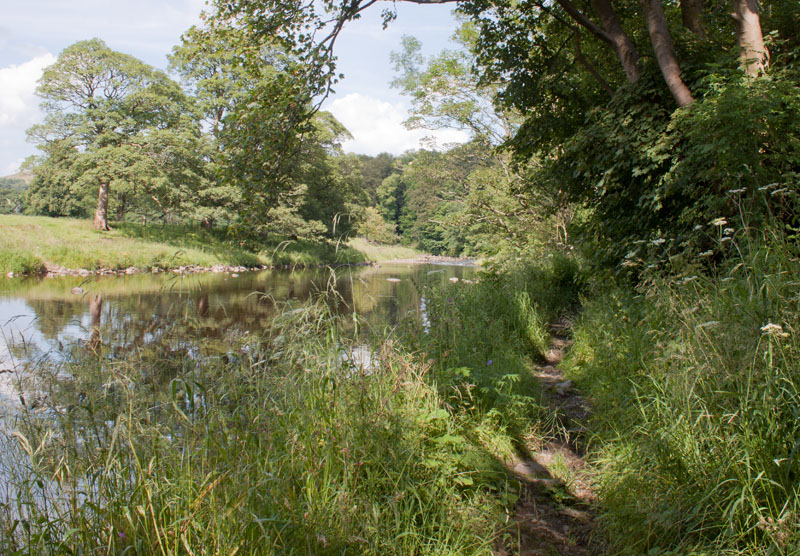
[0,262,478,405]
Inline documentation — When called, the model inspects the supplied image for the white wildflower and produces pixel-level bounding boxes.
[709,217,727,227]
[721,237,732,243]
[724,228,735,235]
[693,225,703,231]
[625,250,639,259]
[771,188,788,196]
[761,322,789,338]
[727,188,746,194]
[651,238,666,246]
[758,182,779,191]
[699,250,714,257]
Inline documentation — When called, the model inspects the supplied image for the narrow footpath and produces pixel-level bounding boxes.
[499,318,604,556]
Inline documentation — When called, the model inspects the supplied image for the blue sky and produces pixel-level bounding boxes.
[0,0,467,176]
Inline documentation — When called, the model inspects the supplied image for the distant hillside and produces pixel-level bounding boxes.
[1,169,33,185]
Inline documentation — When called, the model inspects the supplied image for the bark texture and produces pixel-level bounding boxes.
[555,0,642,83]
[94,181,112,231]
[640,0,695,106]
[590,0,642,82]
[731,0,768,75]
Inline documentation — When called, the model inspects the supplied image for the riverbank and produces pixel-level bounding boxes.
[0,215,423,276]
[7,230,794,554]
[1,252,577,554]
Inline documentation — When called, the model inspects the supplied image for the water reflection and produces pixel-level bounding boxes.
[0,263,477,374]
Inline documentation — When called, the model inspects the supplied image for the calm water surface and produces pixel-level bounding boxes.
[0,263,478,402]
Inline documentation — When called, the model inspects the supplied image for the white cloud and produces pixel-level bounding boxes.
[0,53,55,175]
[326,93,468,156]
[0,53,54,127]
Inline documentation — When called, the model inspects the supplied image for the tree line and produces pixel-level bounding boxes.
[21,0,799,266]
[194,0,798,267]
[21,22,528,257]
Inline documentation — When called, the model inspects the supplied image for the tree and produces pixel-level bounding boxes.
[28,39,198,230]
[355,152,397,204]
[203,0,797,265]
[391,24,567,257]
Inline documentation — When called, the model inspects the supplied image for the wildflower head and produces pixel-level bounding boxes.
[761,322,789,338]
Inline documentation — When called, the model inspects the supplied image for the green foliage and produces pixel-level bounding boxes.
[1,301,513,554]
[355,152,397,204]
[411,255,583,462]
[0,177,27,214]
[0,247,45,275]
[391,22,517,145]
[455,0,800,267]
[566,226,800,553]
[354,206,399,244]
[26,39,205,227]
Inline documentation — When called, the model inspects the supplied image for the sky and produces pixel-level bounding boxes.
[0,0,469,176]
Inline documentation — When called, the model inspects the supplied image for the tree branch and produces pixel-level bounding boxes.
[573,31,615,96]
[553,0,614,46]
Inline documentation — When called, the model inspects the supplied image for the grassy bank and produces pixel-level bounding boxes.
[0,215,424,275]
[1,258,574,554]
[562,228,800,554]
[10,224,795,554]
[345,237,422,263]
[2,304,495,553]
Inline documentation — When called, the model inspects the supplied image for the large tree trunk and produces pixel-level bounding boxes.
[680,0,707,38]
[590,0,642,82]
[640,0,695,106]
[94,181,112,231]
[731,0,767,76]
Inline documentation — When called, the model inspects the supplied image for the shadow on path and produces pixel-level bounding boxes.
[497,318,605,556]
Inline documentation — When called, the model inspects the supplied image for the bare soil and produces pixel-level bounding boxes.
[497,318,605,556]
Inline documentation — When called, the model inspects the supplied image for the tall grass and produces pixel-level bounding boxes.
[566,224,800,553]
[412,254,583,456]
[1,297,521,554]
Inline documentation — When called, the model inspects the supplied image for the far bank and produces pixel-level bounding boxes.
[0,215,423,276]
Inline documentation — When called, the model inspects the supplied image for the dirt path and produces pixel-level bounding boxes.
[498,318,604,556]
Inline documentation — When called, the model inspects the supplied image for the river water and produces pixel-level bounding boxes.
[0,262,478,404]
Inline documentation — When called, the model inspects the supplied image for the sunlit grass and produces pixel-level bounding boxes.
[565,228,800,554]
[0,289,537,554]
[0,216,378,274]
[347,237,424,262]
